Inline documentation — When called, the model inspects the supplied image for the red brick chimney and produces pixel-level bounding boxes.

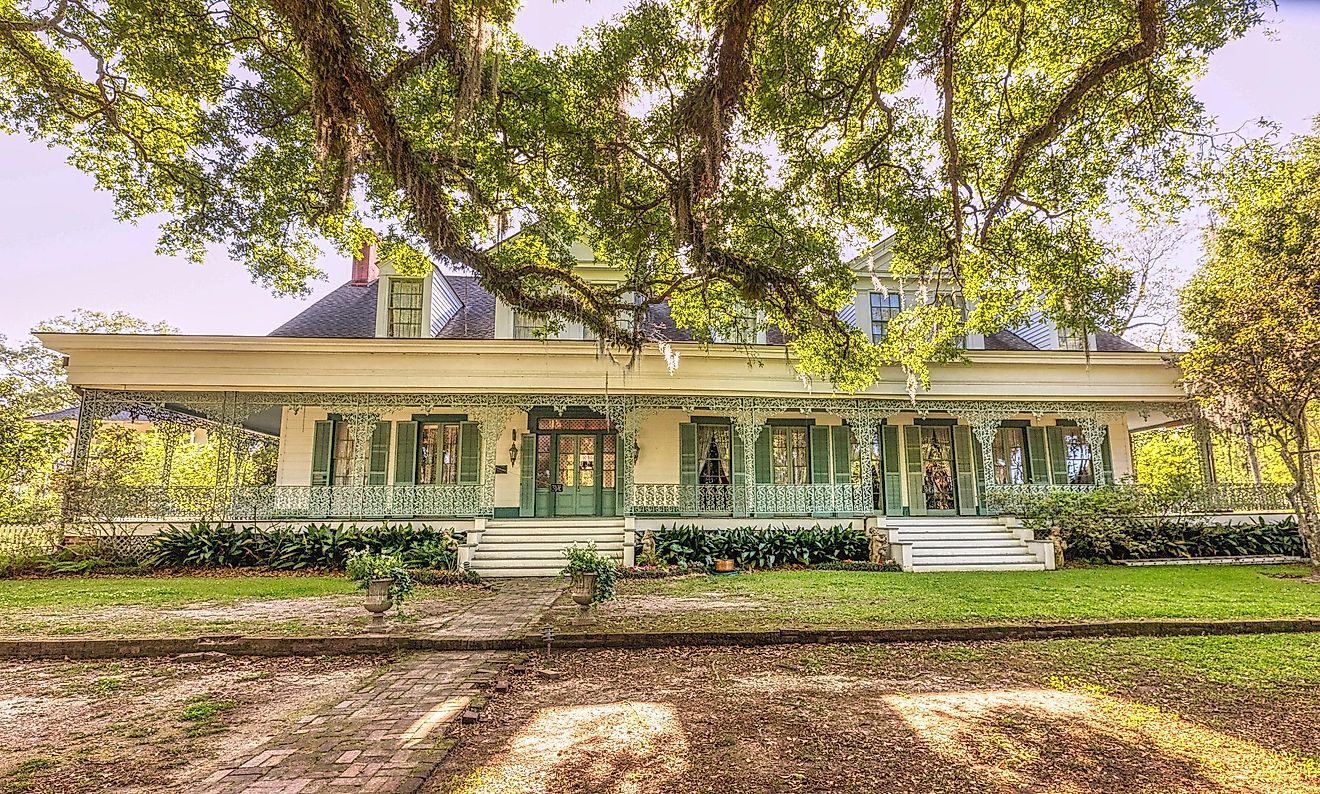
[351,243,379,285]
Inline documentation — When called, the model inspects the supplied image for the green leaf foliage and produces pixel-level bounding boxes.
[145,522,461,571]
[0,0,1270,389]
[654,523,867,569]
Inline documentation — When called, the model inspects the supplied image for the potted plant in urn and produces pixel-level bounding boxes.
[560,543,618,626]
[346,550,414,633]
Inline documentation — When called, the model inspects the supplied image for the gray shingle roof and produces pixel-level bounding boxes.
[984,329,1039,351]
[435,275,496,339]
[269,281,379,338]
[1095,331,1146,352]
[264,275,1149,355]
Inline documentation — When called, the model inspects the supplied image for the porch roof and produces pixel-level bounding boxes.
[37,333,1185,404]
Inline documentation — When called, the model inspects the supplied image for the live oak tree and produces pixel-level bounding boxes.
[0,0,1267,390]
[1180,130,1320,571]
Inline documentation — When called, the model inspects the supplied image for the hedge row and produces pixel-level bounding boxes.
[146,522,462,571]
[650,524,868,568]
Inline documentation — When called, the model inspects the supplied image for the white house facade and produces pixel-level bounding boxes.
[38,241,1286,574]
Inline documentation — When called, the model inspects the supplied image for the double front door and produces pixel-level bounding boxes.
[535,431,617,516]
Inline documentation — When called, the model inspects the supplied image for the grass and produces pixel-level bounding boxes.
[0,575,356,611]
[588,564,1320,632]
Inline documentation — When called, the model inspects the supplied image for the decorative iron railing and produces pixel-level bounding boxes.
[982,482,1294,516]
[630,483,869,516]
[65,484,484,522]
[629,484,736,515]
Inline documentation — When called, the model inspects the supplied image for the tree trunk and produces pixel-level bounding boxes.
[1289,416,1320,572]
[1244,430,1263,486]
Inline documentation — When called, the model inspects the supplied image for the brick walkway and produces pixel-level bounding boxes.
[201,651,506,793]
[419,577,564,639]
[197,578,561,793]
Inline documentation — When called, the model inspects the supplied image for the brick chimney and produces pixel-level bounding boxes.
[351,243,379,285]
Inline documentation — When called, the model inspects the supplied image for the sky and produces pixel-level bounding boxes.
[1,1,1318,342]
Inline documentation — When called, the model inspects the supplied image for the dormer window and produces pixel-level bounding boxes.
[387,278,424,338]
[1058,326,1086,351]
[513,310,546,339]
[869,292,901,342]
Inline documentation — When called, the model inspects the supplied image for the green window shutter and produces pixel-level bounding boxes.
[903,425,926,516]
[458,421,481,485]
[519,432,536,517]
[679,423,697,487]
[731,427,746,516]
[368,422,391,486]
[311,420,333,486]
[809,426,831,485]
[1026,426,1050,485]
[972,432,987,513]
[831,426,852,485]
[1101,430,1114,483]
[1046,426,1068,485]
[952,425,977,516]
[882,425,903,517]
[754,427,771,485]
[393,421,418,485]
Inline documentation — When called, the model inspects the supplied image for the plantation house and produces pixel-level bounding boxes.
[38,240,1288,574]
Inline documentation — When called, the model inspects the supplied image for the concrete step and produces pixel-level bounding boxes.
[470,566,567,578]
[912,561,1046,572]
[910,539,1025,550]
[912,551,1039,563]
[478,531,624,542]
[472,540,624,553]
[473,548,624,562]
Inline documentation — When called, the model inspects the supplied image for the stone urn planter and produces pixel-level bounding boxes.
[364,578,394,632]
[569,571,597,626]
[714,558,736,573]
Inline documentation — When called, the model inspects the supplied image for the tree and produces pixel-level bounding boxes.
[0,311,175,522]
[1107,224,1190,350]
[1180,128,1320,570]
[0,0,1268,389]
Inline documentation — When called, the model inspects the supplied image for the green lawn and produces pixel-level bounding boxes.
[0,574,355,611]
[0,574,487,637]
[582,564,1320,632]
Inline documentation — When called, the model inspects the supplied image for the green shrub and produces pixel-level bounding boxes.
[146,522,461,571]
[654,523,867,568]
[346,550,415,604]
[812,560,902,572]
[1020,488,1305,563]
[561,542,619,602]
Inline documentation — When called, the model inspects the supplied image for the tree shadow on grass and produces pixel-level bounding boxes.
[426,648,1309,793]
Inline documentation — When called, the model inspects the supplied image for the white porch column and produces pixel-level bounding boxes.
[1077,414,1110,486]
[468,405,516,517]
[850,415,879,515]
[732,403,761,518]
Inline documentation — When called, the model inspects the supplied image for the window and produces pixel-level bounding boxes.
[1058,326,1087,350]
[696,425,731,486]
[1062,427,1095,484]
[770,426,809,485]
[869,292,901,342]
[933,292,967,348]
[993,427,1026,485]
[513,311,546,339]
[417,422,461,484]
[387,279,424,338]
[331,422,357,486]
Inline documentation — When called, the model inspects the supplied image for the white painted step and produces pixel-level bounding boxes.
[913,562,1046,572]
[912,540,1025,550]
[473,540,624,553]
[475,548,623,562]
[474,566,567,578]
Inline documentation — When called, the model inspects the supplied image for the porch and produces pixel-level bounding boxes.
[62,389,1293,524]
